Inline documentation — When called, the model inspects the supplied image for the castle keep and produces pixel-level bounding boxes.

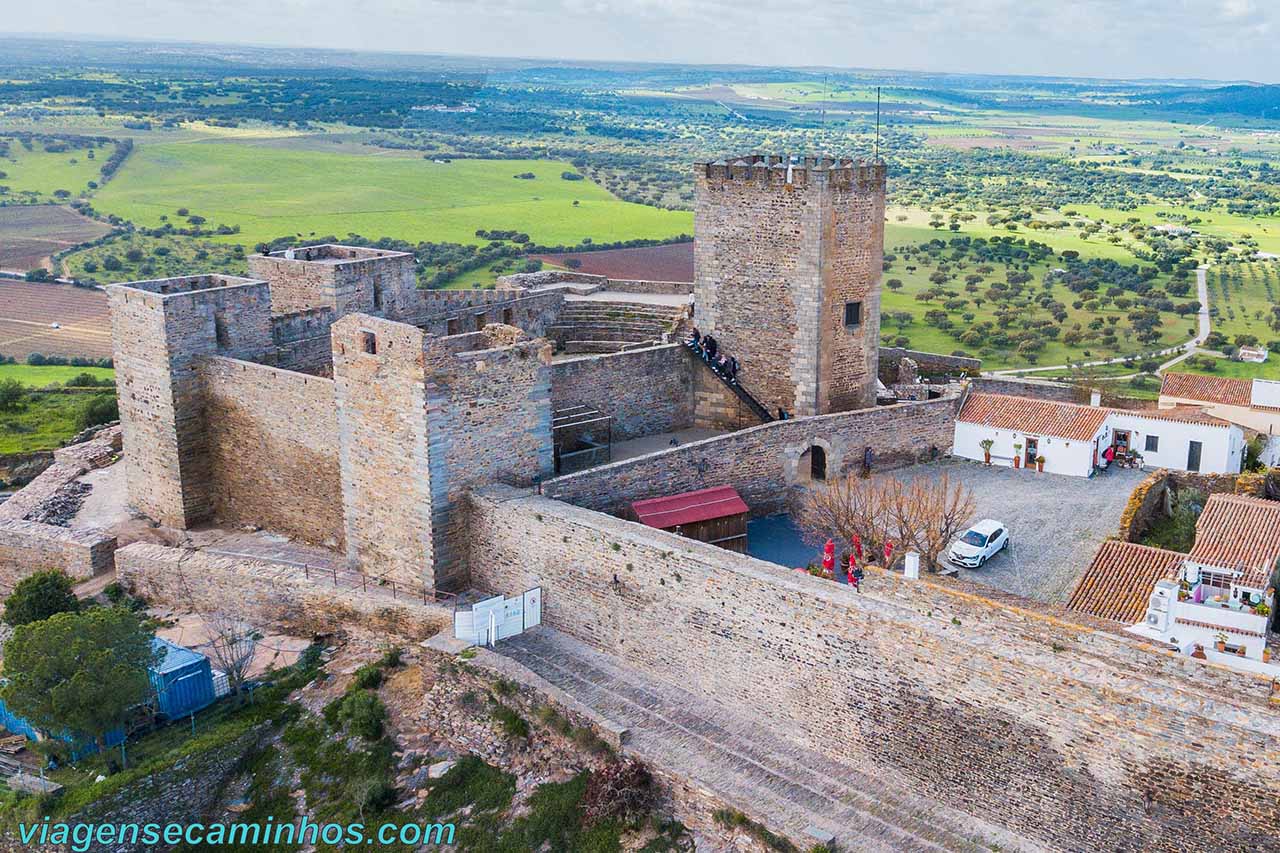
[694,156,886,416]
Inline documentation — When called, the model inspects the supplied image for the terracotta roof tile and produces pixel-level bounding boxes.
[957,393,1110,441]
[1159,372,1252,407]
[1067,541,1184,624]
[1188,493,1280,589]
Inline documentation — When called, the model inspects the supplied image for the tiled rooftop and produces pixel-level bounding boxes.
[1067,541,1183,623]
[1188,493,1280,589]
[1159,372,1252,407]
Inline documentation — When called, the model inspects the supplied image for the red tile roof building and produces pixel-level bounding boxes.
[1067,541,1184,624]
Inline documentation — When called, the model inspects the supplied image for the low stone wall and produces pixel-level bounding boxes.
[409,289,564,339]
[117,544,450,640]
[199,357,344,547]
[878,347,980,383]
[467,486,1280,852]
[0,518,115,589]
[971,375,1078,402]
[0,426,122,523]
[1118,470,1171,542]
[271,306,337,375]
[550,344,695,441]
[542,396,959,516]
[497,270,693,296]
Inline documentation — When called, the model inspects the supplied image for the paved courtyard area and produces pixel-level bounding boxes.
[748,459,1144,603]
[889,459,1145,602]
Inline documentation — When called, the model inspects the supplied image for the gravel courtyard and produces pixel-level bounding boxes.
[890,459,1146,602]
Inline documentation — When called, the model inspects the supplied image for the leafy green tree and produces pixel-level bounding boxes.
[0,378,23,411]
[1,608,157,758]
[3,571,79,627]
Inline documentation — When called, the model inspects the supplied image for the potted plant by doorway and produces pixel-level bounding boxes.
[1012,443,1022,468]
[979,438,995,465]
[1036,455,1046,473]
[1214,632,1228,653]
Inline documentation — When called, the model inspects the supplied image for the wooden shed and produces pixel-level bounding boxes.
[630,486,749,553]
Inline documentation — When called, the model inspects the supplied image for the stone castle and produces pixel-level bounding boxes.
[4,155,1278,851]
[105,155,890,594]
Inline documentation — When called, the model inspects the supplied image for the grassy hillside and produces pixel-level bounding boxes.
[1204,260,1280,344]
[92,142,692,247]
[0,137,106,202]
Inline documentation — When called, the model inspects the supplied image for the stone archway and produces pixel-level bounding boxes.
[785,437,839,485]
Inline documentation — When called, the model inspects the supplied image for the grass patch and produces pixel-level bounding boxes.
[92,143,692,248]
[0,365,114,387]
[0,391,115,454]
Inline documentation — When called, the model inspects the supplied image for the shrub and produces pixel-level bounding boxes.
[338,690,386,741]
[77,395,118,431]
[491,702,530,739]
[581,758,654,825]
[350,662,384,691]
[3,571,79,627]
[0,378,24,411]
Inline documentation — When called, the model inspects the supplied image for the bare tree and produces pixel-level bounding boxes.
[201,612,260,706]
[883,473,976,571]
[797,472,975,573]
[795,473,891,557]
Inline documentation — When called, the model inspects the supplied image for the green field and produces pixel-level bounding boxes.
[91,142,693,248]
[0,392,114,454]
[63,232,246,284]
[0,364,115,386]
[0,137,106,203]
[1175,355,1280,381]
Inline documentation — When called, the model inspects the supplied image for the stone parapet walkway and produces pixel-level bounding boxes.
[498,628,1037,853]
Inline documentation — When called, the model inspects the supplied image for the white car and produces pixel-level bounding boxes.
[948,519,1009,568]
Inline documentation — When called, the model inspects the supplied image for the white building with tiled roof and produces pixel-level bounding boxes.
[953,391,1245,476]
[1125,493,1280,669]
[1159,371,1280,435]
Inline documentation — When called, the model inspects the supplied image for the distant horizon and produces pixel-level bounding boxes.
[4,0,1277,84]
[0,31,1268,87]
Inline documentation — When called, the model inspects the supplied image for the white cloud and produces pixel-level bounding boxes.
[4,0,1278,81]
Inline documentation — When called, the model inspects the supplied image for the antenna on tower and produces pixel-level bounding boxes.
[874,86,882,162]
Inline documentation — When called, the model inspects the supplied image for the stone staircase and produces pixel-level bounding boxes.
[548,300,685,354]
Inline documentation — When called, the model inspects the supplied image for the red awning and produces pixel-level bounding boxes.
[631,486,748,529]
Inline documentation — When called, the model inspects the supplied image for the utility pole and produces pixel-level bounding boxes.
[874,86,882,162]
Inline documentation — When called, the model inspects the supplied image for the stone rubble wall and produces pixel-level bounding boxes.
[467,485,1280,853]
[0,426,121,589]
[497,269,693,295]
[971,375,1078,402]
[198,356,344,547]
[543,396,959,517]
[117,543,451,640]
[550,344,696,441]
[878,346,981,383]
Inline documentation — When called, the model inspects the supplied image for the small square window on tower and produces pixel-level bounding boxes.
[844,301,862,328]
[361,331,378,355]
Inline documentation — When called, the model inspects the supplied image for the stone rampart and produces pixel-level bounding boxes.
[117,543,450,640]
[199,356,343,547]
[467,485,1280,852]
[543,396,959,516]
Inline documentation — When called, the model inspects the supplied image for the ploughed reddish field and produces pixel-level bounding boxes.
[534,241,693,282]
[0,280,112,360]
[0,205,112,272]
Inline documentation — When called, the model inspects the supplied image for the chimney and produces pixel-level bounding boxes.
[904,552,921,580]
[1089,388,1102,407]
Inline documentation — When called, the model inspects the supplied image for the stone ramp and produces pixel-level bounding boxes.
[498,629,1027,853]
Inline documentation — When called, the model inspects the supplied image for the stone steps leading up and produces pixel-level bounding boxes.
[498,630,1005,853]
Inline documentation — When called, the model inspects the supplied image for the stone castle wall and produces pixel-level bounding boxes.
[550,344,695,441]
[411,289,564,339]
[971,375,1078,403]
[247,247,417,319]
[271,306,338,375]
[199,356,343,547]
[117,543,450,640]
[543,396,959,516]
[467,485,1280,852]
[497,269,693,296]
[0,520,114,590]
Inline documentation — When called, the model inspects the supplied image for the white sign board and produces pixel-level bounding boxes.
[453,589,543,646]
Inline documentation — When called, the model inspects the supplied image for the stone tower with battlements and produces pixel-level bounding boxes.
[108,275,274,528]
[693,155,886,417]
[247,244,418,320]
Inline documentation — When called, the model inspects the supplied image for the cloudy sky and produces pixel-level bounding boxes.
[10,0,1279,82]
